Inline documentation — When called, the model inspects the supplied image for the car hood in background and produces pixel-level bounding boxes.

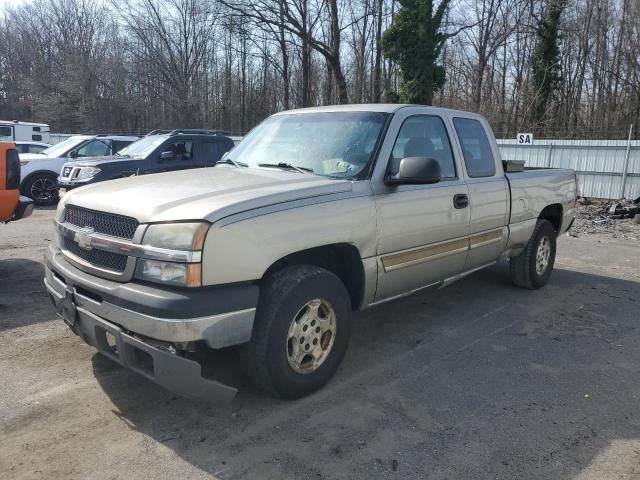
[62,167,353,223]
[19,153,49,161]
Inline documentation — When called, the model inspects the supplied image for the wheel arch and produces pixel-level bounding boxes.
[261,243,365,311]
[20,169,59,194]
[538,203,563,235]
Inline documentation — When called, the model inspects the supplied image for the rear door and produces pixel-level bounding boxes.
[372,108,470,301]
[450,114,509,269]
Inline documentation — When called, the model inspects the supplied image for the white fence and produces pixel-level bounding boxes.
[497,139,640,200]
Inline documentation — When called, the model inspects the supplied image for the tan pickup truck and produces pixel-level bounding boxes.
[44,105,577,402]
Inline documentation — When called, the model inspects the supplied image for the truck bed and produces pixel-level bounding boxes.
[506,168,577,227]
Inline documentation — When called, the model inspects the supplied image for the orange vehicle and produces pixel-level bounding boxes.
[1,142,33,222]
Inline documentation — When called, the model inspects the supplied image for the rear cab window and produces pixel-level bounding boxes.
[452,117,496,178]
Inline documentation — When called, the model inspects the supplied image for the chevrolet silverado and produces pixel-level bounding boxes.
[44,105,577,403]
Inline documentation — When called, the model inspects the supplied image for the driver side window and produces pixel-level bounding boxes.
[390,115,457,179]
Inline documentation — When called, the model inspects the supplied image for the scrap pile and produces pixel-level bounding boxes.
[569,197,640,240]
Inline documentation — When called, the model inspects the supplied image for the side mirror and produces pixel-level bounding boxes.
[160,150,175,160]
[68,150,78,159]
[386,157,442,185]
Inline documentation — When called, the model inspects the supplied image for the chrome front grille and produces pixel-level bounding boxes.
[61,205,139,275]
[63,205,138,240]
[63,237,128,272]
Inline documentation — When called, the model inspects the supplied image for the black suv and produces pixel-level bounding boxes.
[57,129,235,190]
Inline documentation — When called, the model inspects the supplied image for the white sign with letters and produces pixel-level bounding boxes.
[517,133,533,145]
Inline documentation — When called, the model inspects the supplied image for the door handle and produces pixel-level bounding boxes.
[453,194,469,209]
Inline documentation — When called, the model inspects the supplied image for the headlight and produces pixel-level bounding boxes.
[143,222,209,250]
[20,161,29,166]
[135,222,210,287]
[135,260,202,287]
[75,166,101,180]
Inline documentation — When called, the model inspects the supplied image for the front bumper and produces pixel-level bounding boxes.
[44,244,259,402]
[57,181,82,193]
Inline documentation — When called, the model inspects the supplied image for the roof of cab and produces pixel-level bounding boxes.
[273,103,483,117]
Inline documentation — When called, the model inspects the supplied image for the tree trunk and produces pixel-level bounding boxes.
[373,0,383,102]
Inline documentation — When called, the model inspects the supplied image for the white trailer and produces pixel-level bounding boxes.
[0,120,50,143]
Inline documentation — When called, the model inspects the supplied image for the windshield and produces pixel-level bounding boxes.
[228,112,389,178]
[117,135,168,158]
[41,137,88,157]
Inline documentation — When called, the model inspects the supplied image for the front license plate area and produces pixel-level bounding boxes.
[57,289,77,327]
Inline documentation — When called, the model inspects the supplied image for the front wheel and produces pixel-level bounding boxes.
[23,173,59,206]
[509,219,557,289]
[241,265,352,399]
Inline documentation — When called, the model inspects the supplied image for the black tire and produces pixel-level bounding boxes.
[510,219,557,290]
[23,173,59,206]
[241,265,352,399]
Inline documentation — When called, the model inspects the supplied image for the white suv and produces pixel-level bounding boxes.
[19,135,138,205]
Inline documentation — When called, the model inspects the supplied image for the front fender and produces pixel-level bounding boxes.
[201,196,377,286]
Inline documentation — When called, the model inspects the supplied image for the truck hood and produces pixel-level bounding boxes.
[63,167,353,223]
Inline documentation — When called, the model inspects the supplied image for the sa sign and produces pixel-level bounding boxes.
[517,133,533,145]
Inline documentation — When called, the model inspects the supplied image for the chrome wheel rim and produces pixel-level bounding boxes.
[536,236,551,275]
[287,298,337,374]
[30,177,57,202]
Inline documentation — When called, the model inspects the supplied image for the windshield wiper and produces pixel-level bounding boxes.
[218,158,248,168]
[258,162,313,174]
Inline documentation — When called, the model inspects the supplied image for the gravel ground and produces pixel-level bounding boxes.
[1,208,640,480]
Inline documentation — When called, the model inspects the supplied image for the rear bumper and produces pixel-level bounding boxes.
[14,196,34,220]
[1,193,33,222]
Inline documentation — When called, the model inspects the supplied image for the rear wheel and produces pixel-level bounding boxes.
[241,265,351,399]
[509,219,557,289]
[23,173,59,205]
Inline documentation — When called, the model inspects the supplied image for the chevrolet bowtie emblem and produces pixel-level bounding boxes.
[74,226,95,250]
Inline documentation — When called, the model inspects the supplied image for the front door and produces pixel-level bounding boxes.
[373,112,470,301]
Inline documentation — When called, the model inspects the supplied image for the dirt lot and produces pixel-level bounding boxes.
[1,208,640,480]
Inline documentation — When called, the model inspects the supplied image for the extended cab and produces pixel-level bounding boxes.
[57,129,235,190]
[20,134,138,205]
[45,105,577,403]
[1,143,33,222]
